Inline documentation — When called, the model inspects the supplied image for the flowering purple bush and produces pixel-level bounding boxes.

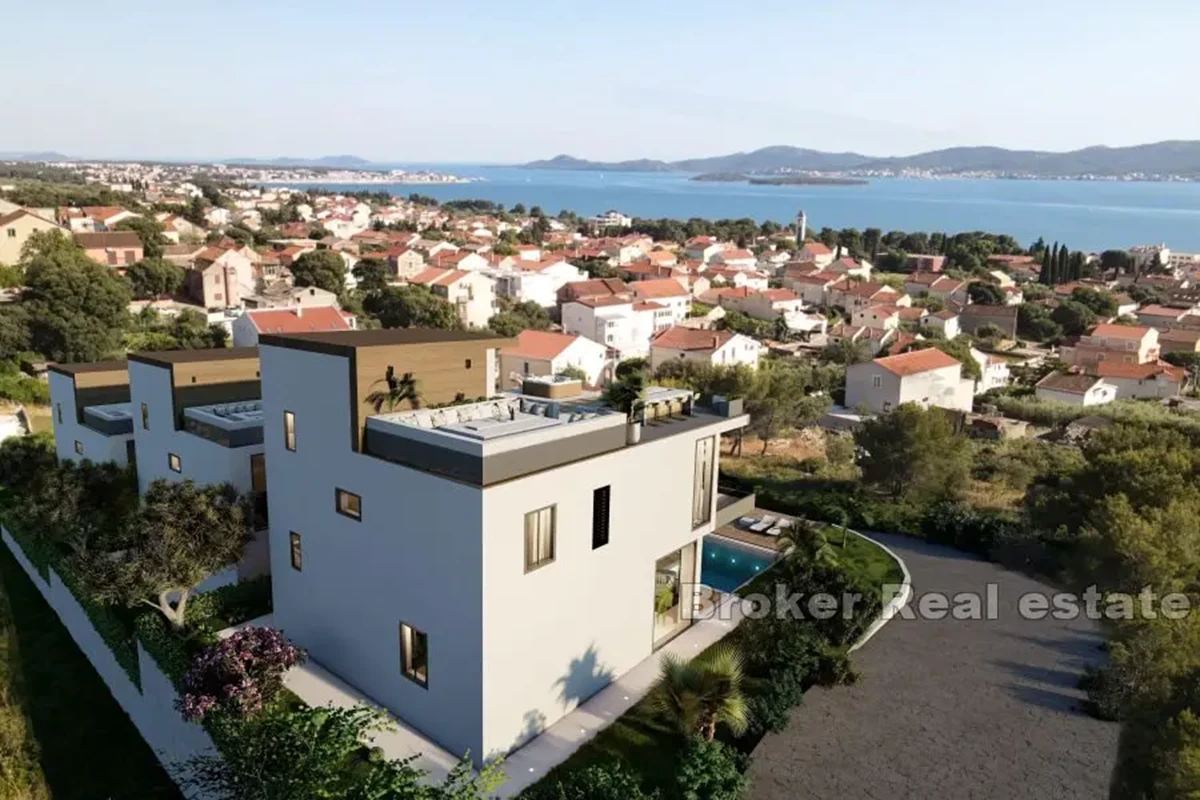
[179,626,306,722]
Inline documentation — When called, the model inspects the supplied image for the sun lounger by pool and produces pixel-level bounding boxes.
[766,526,783,536]
[750,515,778,532]
[738,516,757,528]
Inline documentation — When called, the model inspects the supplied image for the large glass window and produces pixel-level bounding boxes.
[400,622,428,687]
[524,505,556,571]
[692,436,715,528]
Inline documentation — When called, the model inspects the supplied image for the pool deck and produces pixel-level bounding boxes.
[712,519,790,553]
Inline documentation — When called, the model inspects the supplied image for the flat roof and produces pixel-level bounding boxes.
[83,402,132,421]
[128,347,259,367]
[48,360,129,377]
[260,328,514,357]
[372,394,615,444]
[183,400,264,431]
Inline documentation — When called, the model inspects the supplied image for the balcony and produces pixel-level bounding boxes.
[714,484,757,529]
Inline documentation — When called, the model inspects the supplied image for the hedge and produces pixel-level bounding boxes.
[56,557,142,688]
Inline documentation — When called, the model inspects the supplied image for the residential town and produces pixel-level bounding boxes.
[3,163,1200,800]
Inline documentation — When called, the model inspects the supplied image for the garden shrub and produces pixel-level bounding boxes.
[180,627,305,722]
[674,737,747,800]
[520,761,658,800]
[135,611,192,686]
[55,557,141,687]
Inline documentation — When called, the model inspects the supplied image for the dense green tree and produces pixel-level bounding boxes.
[488,300,552,337]
[744,362,831,453]
[966,281,1005,305]
[125,257,184,299]
[1069,286,1118,318]
[351,258,390,295]
[1099,249,1133,277]
[1017,302,1062,342]
[674,737,747,800]
[289,249,346,294]
[113,216,168,259]
[19,230,131,362]
[854,403,971,502]
[87,479,251,629]
[819,337,872,365]
[364,285,463,330]
[1050,299,1098,336]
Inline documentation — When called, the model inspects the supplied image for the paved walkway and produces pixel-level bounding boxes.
[747,534,1120,800]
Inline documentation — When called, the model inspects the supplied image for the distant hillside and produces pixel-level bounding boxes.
[0,151,73,162]
[523,141,1200,177]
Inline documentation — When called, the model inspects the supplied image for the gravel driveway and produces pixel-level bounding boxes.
[746,534,1120,800]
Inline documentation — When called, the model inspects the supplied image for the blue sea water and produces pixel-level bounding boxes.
[700,536,775,595]
[287,165,1200,252]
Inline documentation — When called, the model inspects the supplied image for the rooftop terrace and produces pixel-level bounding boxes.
[82,402,134,436]
[182,400,265,447]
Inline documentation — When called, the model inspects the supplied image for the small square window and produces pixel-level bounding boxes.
[400,622,428,687]
[284,411,296,451]
[74,440,83,455]
[289,532,302,571]
[168,453,181,473]
[464,358,472,369]
[6,229,15,239]
[140,402,149,430]
[336,489,361,520]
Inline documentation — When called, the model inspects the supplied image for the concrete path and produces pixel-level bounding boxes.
[746,534,1119,800]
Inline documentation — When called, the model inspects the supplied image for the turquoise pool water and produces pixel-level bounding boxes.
[701,536,776,594]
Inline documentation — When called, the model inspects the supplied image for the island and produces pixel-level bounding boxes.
[691,172,868,186]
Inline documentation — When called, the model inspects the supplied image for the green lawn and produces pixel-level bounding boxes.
[829,527,906,589]
[0,544,181,800]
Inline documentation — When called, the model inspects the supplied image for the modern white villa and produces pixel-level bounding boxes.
[47,361,136,466]
[255,328,749,763]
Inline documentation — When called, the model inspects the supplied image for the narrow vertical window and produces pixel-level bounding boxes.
[691,436,714,528]
[283,410,296,451]
[56,403,63,424]
[524,505,556,571]
[400,622,428,687]
[168,453,182,473]
[73,440,83,455]
[250,453,267,493]
[141,402,149,430]
[289,532,302,571]
[592,486,611,550]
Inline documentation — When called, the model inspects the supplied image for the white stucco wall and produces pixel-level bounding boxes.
[479,421,730,758]
[259,344,486,761]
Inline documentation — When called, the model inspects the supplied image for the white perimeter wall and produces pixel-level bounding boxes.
[259,343,486,761]
[2,526,218,799]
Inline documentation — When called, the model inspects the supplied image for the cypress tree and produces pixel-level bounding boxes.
[1049,243,1060,285]
[1058,244,1070,285]
[1041,245,1052,284]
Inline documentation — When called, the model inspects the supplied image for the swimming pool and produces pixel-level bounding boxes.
[700,536,777,594]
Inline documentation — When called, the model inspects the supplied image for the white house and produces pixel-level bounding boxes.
[630,278,692,326]
[126,348,270,581]
[498,330,609,387]
[649,327,760,372]
[1034,372,1117,406]
[921,310,960,339]
[408,268,497,329]
[1094,361,1186,400]
[970,348,1011,394]
[257,328,749,763]
[493,259,588,309]
[48,362,136,467]
[845,348,975,414]
[232,306,357,348]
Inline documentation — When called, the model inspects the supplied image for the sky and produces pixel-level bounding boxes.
[3,0,1200,163]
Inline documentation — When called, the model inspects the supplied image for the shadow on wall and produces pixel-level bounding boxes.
[555,643,615,711]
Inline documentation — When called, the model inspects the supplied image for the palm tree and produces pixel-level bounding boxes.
[777,519,840,567]
[603,369,646,420]
[365,367,421,413]
[651,643,748,741]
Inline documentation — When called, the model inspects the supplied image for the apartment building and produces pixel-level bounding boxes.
[409,268,497,329]
[47,361,136,467]
[1059,324,1159,368]
[127,348,269,578]
[257,328,748,763]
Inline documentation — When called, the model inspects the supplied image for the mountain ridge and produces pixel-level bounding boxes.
[523,141,1200,177]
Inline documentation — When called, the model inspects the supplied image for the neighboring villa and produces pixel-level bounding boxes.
[498,329,609,387]
[1034,371,1117,407]
[649,326,761,372]
[74,231,144,268]
[256,328,749,762]
[0,208,65,265]
[1059,324,1159,368]
[844,348,975,414]
[231,306,357,348]
[47,361,136,467]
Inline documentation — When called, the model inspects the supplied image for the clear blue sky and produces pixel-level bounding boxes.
[3,0,1198,163]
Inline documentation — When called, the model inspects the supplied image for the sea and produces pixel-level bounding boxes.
[276,165,1200,252]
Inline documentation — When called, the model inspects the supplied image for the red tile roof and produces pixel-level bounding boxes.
[499,329,580,360]
[801,241,832,255]
[651,326,735,351]
[1095,361,1185,381]
[872,347,961,376]
[244,306,353,334]
[1088,323,1151,340]
[631,278,688,299]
